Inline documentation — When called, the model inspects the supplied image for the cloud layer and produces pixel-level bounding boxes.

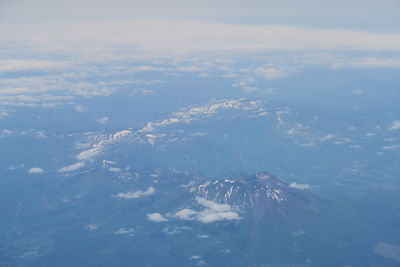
[3,20,400,55]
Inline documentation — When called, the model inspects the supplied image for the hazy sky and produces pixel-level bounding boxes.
[1,1,400,111]
[1,0,399,32]
[1,1,400,57]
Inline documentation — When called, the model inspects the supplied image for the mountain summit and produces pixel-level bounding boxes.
[188,171,318,219]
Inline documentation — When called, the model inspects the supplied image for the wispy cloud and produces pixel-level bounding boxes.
[114,228,135,236]
[58,161,85,173]
[332,58,400,69]
[389,121,400,131]
[288,182,311,190]
[97,116,109,125]
[4,20,400,55]
[382,144,400,151]
[75,105,87,112]
[76,148,101,161]
[0,59,70,72]
[27,167,44,174]
[116,187,155,199]
[374,242,400,262]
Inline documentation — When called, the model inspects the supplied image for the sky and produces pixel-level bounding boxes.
[1,0,400,32]
[1,0,400,108]
[0,0,399,58]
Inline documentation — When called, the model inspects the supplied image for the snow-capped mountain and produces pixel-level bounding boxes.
[188,171,318,219]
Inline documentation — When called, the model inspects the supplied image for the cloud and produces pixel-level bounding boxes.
[76,148,101,161]
[374,242,400,262]
[292,230,305,236]
[220,249,232,254]
[58,161,85,173]
[350,89,363,95]
[189,255,207,265]
[382,144,400,151]
[232,77,259,92]
[116,186,155,199]
[0,59,70,73]
[97,116,109,124]
[86,223,99,230]
[3,20,400,55]
[332,58,400,69]
[75,105,87,112]
[289,182,310,190]
[333,138,353,145]
[114,228,135,236]
[162,226,191,235]
[389,121,400,131]
[7,164,25,170]
[0,111,10,119]
[147,213,168,222]
[254,67,289,80]
[2,129,13,136]
[3,0,399,31]
[175,197,240,223]
[320,134,335,141]
[130,88,155,96]
[27,167,44,174]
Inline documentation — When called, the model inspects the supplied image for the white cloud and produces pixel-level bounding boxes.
[351,89,363,95]
[0,59,69,72]
[147,213,168,222]
[58,161,85,173]
[76,148,101,161]
[289,182,311,190]
[75,105,87,112]
[374,242,400,262]
[320,134,335,141]
[162,226,191,235]
[175,197,240,223]
[382,144,400,151]
[174,66,203,72]
[130,88,155,96]
[333,58,400,69]
[27,167,44,174]
[97,116,109,124]
[334,137,353,145]
[35,131,46,138]
[2,129,13,135]
[116,186,155,199]
[299,142,315,147]
[7,163,25,170]
[0,111,9,119]
[4,20,400,54]
[220,249,232,254]
[292,230,305,236]
[114,228,135,236]
[389,121,400,131]
[254,67,289,80]
[87,223,99,230]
